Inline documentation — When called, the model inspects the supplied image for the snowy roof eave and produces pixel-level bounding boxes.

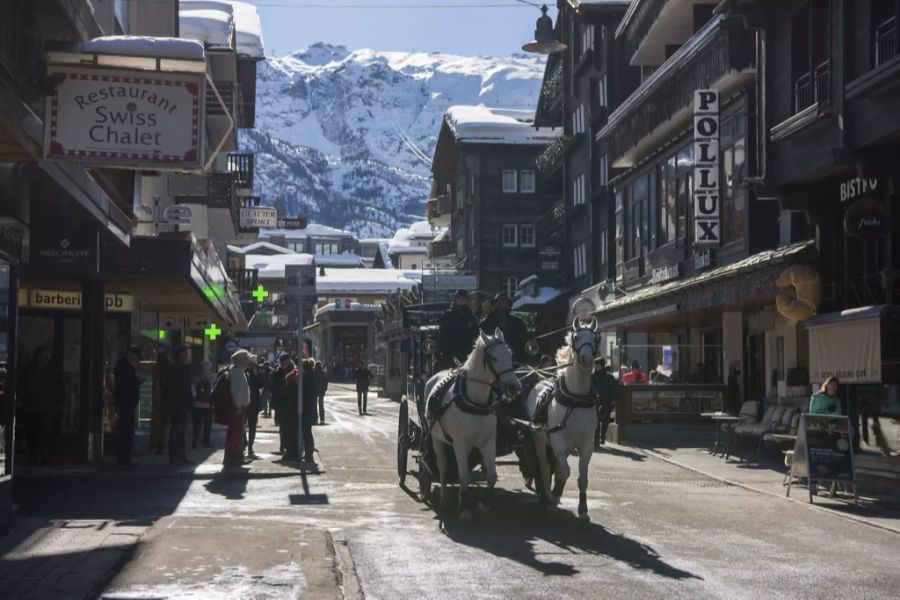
[179,7,236,51]
[445,105,559,145]
[46,36,207,74]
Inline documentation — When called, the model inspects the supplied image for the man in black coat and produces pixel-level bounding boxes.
[355,363,371,415]
[479,293,529,364]
[271,353,294,455]
[437,289,478,370]
[167,347,194,465]
[592,357,619,446]
[114,346,142,466]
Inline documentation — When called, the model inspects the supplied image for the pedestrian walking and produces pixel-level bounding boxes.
[355,361,371,415]
[302,359,318,465]
[150,349,170,454]
[245,356,263,457]
[167,347,194,465]
[314,361,328,424]
[114,346,143,466]
[21,346,63,464]
[224,350,252,467]
[281,364,301,463]
[191,361,214,449]
[261,361,273,418]
[479,293,528,364]
[809,376,841,415]
[592,357,619,447]
[437,289,478,370]
[271,353,294,455]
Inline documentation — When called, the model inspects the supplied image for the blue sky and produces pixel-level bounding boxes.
[241,0,558,57]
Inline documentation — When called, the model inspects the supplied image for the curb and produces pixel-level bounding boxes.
[626,443,900,537]
[330,532,365,600]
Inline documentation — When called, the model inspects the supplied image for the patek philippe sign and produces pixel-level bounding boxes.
[693,89,720,245]
[30,227,99,276]
[44,66,204,170]
[240,207,278,229]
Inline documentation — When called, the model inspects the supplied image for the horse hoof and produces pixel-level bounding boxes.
[578,512,590,524]
[477,501,491,514]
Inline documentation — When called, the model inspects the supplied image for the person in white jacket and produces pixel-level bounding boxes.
[224,350,252,466]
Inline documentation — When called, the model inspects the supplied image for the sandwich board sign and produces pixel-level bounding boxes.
[789,414,858,504]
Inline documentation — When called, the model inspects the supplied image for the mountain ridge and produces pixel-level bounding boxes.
[242,43,547,237]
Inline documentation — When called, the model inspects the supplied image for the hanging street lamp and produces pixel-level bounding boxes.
[522,4,567,55]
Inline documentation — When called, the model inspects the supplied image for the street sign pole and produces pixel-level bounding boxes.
[297,299,305,468]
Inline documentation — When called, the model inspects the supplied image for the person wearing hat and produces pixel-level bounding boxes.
[224,349,252,467]
[479,292,528,364]
[167,346,195,465]
[270,352,295,455]
[437,289,478,370]
[114,346,143,466]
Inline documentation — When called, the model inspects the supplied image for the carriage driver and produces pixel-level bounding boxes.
[437,289,479,371]
[480,292,528,365]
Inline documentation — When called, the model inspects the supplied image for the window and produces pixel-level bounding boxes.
[456,185,464,210]
[502,170,517,193]
[573,243,588,278]
[520,170,535,194]
[597,75,608,109]
[657,156,677,245]
[520,224,535,247]
[791,1,831,112]
[572,173,586,206]
[627,175,649,260]
[598,154,608,186]
[502,224,518,247]
[675,145,694,241]
[873,0,899,67]
[581,24,594,56]
[502,276,518,298]
[599,229,608,267]
[720,115,747,245]
[615,190,625,268]
[571,104,585,135]
[315,242,339,255]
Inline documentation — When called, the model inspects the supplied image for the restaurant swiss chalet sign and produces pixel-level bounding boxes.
[44,66,204,170]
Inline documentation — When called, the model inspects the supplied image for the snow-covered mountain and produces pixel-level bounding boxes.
[241,43,546,238]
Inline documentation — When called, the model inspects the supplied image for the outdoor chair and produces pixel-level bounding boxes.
[728,404,792,462]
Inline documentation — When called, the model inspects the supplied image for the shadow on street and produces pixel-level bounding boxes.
[440,489,701,580]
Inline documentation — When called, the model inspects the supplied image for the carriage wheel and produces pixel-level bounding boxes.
[397,398,410,486]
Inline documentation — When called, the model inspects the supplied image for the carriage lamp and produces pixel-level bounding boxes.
[522,5,567,55]
[422,338,436,356]
[525,339,540,356]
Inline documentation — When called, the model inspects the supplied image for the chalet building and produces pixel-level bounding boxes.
[430,106,559,299]
[1,0,268,524]
[260,224,360,256]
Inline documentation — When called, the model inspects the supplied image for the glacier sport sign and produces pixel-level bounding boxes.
[44,66,204,170]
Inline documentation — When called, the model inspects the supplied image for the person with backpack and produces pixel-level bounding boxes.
[224,350,252,467]
[191,361,215,449]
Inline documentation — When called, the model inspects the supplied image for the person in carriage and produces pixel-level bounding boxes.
[437,289,478,372]
[478,292,528,365]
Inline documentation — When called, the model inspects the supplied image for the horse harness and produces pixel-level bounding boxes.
[534,372,598,435]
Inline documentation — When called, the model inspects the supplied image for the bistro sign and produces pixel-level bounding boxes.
[44,66,204,170]
[693,90,720,245]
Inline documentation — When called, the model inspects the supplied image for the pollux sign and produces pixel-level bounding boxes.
[693,90,720,245]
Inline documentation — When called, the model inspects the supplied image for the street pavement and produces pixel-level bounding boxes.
[3,382,900,599]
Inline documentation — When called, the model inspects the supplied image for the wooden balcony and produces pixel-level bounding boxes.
[227,267,259,296]
[599,17,756,168]
[618,0,668,66]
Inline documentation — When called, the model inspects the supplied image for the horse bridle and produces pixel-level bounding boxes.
[570,327,599,362]
[482,339,517,382]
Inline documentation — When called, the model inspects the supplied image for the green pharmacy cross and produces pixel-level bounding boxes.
[205,323,222,341]
[252,284,270,303]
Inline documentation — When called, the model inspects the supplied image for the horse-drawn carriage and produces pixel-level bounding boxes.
[396,301,604,521]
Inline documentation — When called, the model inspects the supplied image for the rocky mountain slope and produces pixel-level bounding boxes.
[242,43,545,237]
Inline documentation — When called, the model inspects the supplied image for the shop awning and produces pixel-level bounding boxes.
[806,305,887,384]
[591,239,816,328]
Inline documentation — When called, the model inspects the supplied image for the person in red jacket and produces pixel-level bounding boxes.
[621,360,649,384]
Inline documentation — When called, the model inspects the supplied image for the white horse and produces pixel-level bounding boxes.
[425,328,522,519]
[525,319,600,522]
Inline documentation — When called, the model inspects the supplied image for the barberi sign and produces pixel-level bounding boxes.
[693,90,720,245]
[44,66,204,169]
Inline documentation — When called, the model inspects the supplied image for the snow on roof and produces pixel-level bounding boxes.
[444,105,559,145]
[181,2,263,57]
[315,302,382,318]
[433,228,451,242]
[360,238,391,245]
[179,7,235,50]
[227,241,292,255]
[512,287,564,310]
[316,268,417,295]
[315,253,365,267]
[245,253,314,279]
[260,223,355,240]
[77,36,206,61]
